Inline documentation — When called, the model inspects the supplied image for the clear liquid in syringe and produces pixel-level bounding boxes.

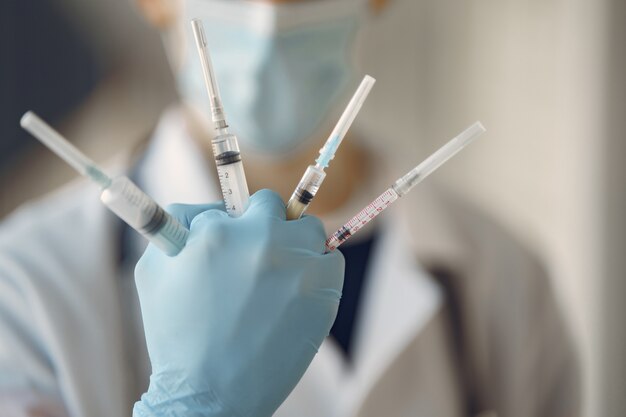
[214,148,248,215]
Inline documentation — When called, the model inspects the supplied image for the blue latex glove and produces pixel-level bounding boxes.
[133,190,345,417]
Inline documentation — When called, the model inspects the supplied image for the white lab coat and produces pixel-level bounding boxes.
[0,109,580,417]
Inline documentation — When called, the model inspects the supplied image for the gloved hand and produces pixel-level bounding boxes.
[133,189,345,417]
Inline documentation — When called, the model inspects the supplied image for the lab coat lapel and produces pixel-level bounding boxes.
[274,336,348,417]
[277,212,444,417]
[343,217,443,416]
[28,179,134,416]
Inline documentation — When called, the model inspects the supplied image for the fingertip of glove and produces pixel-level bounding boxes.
[165,202,226,228]
[298,214,326,236]
[251,188,282,201]
[326,249,346,276]
[164,203,191,224]
[190,208,229,228]
[134,244,160,286]
[298,214,324,230]
[245,189,286,220]
[294,215,327,254]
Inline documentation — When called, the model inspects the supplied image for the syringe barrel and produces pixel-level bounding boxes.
[286,165,327,220]
[212,131,241,155]
[392,174,417,197]
[325,187,399,251]
[100,177,189,255]
[212,132,250,217]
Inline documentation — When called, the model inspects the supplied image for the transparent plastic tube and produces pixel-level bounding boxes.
[191,19,250,217]
[286,165,327,220]
[392,122,485,196]
[286,75,376,220]
[100,177,189,255]
[21,112,189,255]
[191,19,226,126]
[326,122,486,251]
[325,188,398,251]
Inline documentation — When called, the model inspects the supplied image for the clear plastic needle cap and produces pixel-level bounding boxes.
[20,111,112,188]
[191,18,226,126]
[394,121,486,196]
[316,75,376,168]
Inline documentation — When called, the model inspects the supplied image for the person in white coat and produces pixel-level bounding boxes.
[0,0,580,416]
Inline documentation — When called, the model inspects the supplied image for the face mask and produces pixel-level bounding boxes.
[173,0,366,154]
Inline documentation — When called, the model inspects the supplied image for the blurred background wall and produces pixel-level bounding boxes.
[362,1,624,413]
[358,2,609,414]
[0,0,175,213]
[600,0,626,414]
[1,0,624,415]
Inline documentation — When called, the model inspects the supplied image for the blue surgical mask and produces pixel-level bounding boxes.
[175,0,365,154]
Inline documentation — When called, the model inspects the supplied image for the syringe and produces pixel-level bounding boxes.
[191,19,250,217]
[286,75,376,220]
[20,112,189,256]
[326,122,486,251]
